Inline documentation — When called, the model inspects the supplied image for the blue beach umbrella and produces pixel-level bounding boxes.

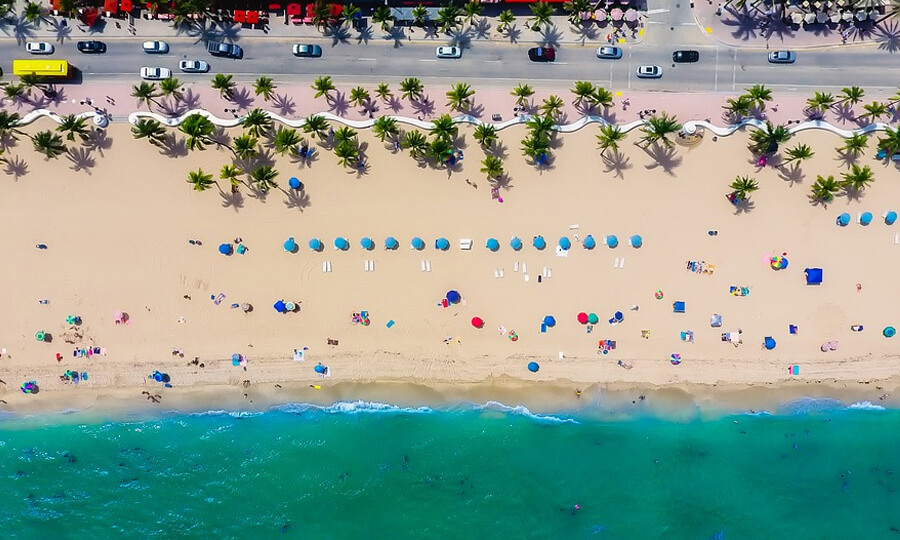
[314,363,326,374]
[510,237,523,251]
[884,326,896,338]
[446,290,461,304]
[533,236,546,250]
[630,235,643,248]
[543,315,556,327]
[308,238,323,252]
[837,213,851,226]
[288,177,303,190]
[764,336,776,350]
[559,236,571,250]
[527,361,540,373]
[385,236,399,250]
[583,235,596,250]
[860,211,873,226]
[886,211,898,225]
[231,353,242,366]
[411,237,425,250]
[273,300,287,313]
[607,235,619,248]
[218,243,233,255]
[283,237,297,252]
[334,237,350,251]
[486,238,500,252]
[361,237,375,251]
[435,238,450,251]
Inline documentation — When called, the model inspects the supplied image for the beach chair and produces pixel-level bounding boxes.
[459,239,473,250]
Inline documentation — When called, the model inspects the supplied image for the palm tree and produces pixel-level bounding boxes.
[729,175,759,201]
[835,86,865,108]
[540,95,564,118]
[333,126,358,146]
[809,175,840,206]
[520,133,551,162]
[722,95,754,120]
[372,5,394,31]
[131,82,162,109]
[241,108,272,138]
[219,164,243,189]
[341,2,360,26]
[805,91,834,117]
[372,116,400,142]
[253,76,276,101]
[529,1,554,31]
[0,110,24,140]
[526,114,556,140]
[473,124,497,147]
[349,86,370,108]
[399,78,424,102]
[302,115,330,139]
[596,124,626,156]
[743,84,772,111]
[511,84,535,107]
[748,121,791,155]
[837,133,868,156]
[310,0,332,30]
[179,113,216,152]
[570,81,595,107]
[22,1,48,26]
[480,155,504,179]
[159,77,183,102]
[435,4,462,33]
[859,101,888,123]
[841,164,874,193]
[429,114,458,142]
[232,134,259,159]
[639,112,682,149]
[250,165,279,192]
[272,127,303,156]
[3,83,26,104]
[334,141,359,168]
[402,130,428,158]
[131,118,167,146]
[446,83,475,112]
[463,0,482,23]
[590,87,614,110]
[19,74,52,98]
[31,130,67,159]
[411,4,429,27]
[375,83,393,103]
[211,73,236,100]
[56,114,89,142]
[498,9,516,31]
[187,168,216,192]
[563,0,591,24]
[312,75,336,101]
[427,137,453,165]
[877,126,900,157]
[783,143,815,165]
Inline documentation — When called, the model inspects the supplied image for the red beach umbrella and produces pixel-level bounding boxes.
[577,312,589,324]
[471,317,484,328]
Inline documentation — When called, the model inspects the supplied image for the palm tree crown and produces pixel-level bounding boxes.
[211,73,236,99]
[131,118,167,146]
[639,112,682,148]
[241,108,272,138]
[187,168,215,192]
[31,130,67,159]
[729,175,759,201]
[56,114,89,142]
[302,115,330,139]
[809,175,840,205]
[179,113,216,151]
[596,124,626,155]
[253,76,276,101]
[312,75,336,100]
[841,164,874,192]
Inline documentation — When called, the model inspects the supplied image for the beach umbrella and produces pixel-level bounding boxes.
[543,315,556,328]
[860,211,873,226]
[411,237,425,250]
[314,363,326,374]
[471,316,484,328]
[283,237,297,253]
[308,238,323,251]
[385,236,399,250]
[630,235,642,248]
[614,311,624,322]
[559,236,571,250]
[35,331,46,342]
[334,237,350,251]
[577,312,589,324]
[606,235,619,248]
[533,236,546,250]
[886,211,897,225]
[583,235,596,250]
[670,353,682,365]
[435,238,450,251]
[527,361,540,373]
[884,326,896,338]
[288,177,303,190]
[510,237,523,251]
[21,381,38,394]
[446,290,461,304]
[588,313,599,324]
[361,237,375,251]
[764,336,776,350]
[837,213,851,226]
[153,371,163,382]
[710,313,723,327]
[218,243,233,255]
[231,353,242,366]
[486,238,500,252]
[273,300,287,313]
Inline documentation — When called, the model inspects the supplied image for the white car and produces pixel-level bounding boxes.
[26,42,54,55]
[179,60,209,73]
[636,65,663,79]
[768,50,796,64]
[436,46,461,59]
[142,40,169,54]
[140,67,171,80]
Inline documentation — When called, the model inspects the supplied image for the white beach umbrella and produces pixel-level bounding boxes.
[816,11,828,22]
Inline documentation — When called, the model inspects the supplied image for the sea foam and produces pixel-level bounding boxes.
[471,400,578,424]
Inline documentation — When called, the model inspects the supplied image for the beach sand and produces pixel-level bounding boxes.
[1,119,899,415]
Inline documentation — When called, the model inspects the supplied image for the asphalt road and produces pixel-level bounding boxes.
[1,36,899,94]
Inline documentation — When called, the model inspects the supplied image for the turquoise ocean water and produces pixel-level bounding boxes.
[1,399,898,539]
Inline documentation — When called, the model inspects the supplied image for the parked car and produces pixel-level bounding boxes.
[179,60,209,73]
[436,46,461,59]
[636,65,662,79]
[672,50,699,63]
[596,46,622,60]
[207,41,243,59]
[527,47,556,62]
[76,40,106,54]
[292,44,323,58]
[142,40,169,54]
[768,50,796,64]
[140,67,171,80]
[25,42,54,54]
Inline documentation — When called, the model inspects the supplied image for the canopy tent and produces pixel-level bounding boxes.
[583,235,596,249]
[805,268,823,285]
[533,236,547,250]
[510,237,523,251]
[486,238,500,252]
[361,237,375,251]
[308,238,323,251]
[411,237,425,250]
[385,236,399,250]
[435,238,450,251]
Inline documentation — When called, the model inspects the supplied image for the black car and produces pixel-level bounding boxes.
[672,50,699,63]
[77,40,106,54]
[528,47,556,63]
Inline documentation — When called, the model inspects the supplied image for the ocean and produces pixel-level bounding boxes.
[1,399,898,539]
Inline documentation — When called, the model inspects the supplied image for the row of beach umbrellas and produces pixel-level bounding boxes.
[279,235,644,253]
[836,211,896,226]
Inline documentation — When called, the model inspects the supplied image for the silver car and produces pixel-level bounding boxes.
[142,40,169,54]
[768,50,796,64]
[636,65,662,79]
[140,67,172,80]
[596,46,622,59]
[436,46,461,59]
[179,60,209,73]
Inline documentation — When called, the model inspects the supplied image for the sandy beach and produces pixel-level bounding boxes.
[2,113,899,415]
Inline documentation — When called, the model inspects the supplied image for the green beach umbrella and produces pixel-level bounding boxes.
[884,326,896,338]
[588,313,599,324]
[35,331,45,342]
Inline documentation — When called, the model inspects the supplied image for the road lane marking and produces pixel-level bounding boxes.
[357,58,377,62]
[714,47,719,92]
[419,59,437,62]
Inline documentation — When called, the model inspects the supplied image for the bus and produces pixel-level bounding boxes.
[12,59,71,79]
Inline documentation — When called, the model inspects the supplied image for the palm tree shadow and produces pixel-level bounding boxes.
[3,155,29,179]
[874,21,900,53]
[504,24,521,44]
[602,149,631,179]
[159,98,189,117]
[843,187,866,203]
[0,133,19,151]
[721,8,759,41]
[283,189,311,211]
[448,26,473,48]
[465,102,484,118]
[159,134,189,157]
[387,96,404,113]
[66,147,95,174]
[471,18,491,40]
[384,26,407,48]
[571,22,598,44]
[329,91,350,116]
[832,103,857,125]
[271,93,296,116]
[181,88,202,110]
[411,96,436,118]
[83,128,112,156]
[356,24,373,44]
[777,163,805,185]
[229,87,255,110]
[540,25,562,48]
[324,24,351,46]
[9,18,35,45]
[732,198,755,214]
[490,173,514,192]
[49,19,72,43]
[486,142,508,159]
[220,188,245,211]
[643,143,682,176]
[246,184,271,202]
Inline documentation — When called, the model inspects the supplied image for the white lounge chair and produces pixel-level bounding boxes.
[460,238,473,250]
